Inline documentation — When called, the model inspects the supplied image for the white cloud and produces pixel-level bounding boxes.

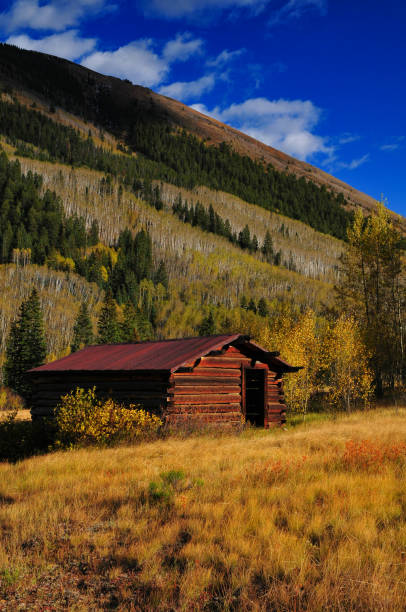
[380,137,404,152]
[7,29,96,60]
[192,103,212,114]
[0,0,110,33]
[338,133,359,145]
[82,40,171,87]
[141,0,268,19]
[81,33,206,88]
[268,0,327,26]
[159,74,216,101]
[380,143,399,151]
[163,32,203,62]
[206,48,244,67]
[192,97,334,161]
[141,0,327,23]
[338,154,370,170]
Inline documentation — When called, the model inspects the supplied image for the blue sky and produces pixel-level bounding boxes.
[0,0,404,216]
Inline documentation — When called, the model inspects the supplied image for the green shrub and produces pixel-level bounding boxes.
[54,387,162,448]
[0,567,20,587]
[148,471,186,507]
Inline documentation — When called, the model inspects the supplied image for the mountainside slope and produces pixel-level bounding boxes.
[0,43,403,233]
[0,137,333,368]
[11,152,342,283]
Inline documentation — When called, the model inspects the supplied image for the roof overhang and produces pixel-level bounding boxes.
[27,334,301,374]
[172,335,301,374]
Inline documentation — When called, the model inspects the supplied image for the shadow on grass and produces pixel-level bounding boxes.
[0,414,56,462]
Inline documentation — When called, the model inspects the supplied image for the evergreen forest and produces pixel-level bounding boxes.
[0,96,352,239]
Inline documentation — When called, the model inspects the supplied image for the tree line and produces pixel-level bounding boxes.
[0,152,100,265]
[171,194,282,265]
[0,95,352,241]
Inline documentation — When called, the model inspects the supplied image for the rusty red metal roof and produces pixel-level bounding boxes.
[29,334,301,374]
[29,334,243,373]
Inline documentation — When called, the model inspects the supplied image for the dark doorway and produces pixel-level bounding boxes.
[244,368,265,426]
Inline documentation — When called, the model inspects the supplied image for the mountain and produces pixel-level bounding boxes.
[0,43,403,233]
[0,43,404,370]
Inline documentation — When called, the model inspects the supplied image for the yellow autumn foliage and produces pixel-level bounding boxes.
[0,385,25,412]
[324,314,373,411]
[52,252,75,272]
[270,310,322,415]
[85,242,118,266]
[258,310,373,415]
[100,265,108,282]
[55,387,162,447]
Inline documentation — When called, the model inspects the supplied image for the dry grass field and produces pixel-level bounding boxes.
[1,408,406,610]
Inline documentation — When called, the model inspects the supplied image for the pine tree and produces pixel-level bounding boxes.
[209,204,216,233]
[120,302,139,342]
[238,225,251,250]
[258,297,269,317]
[97,291,121,344]
[248,298,257,313]
[71,302,93,352]
[3,288,47,401]
[134,229,153,282]
[154,260,169,290]
[262,230,274,263]
[152,185,163,210]
[198,311,216,336]
[240,295,248,310]
[89,220,99,245]
[274,250,282,266]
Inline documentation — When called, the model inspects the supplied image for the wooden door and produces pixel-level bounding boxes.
[244,368,265,426]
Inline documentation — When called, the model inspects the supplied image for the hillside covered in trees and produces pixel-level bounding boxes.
[0,95,351,239]
[0,43,404,409]
[1,42,402,232]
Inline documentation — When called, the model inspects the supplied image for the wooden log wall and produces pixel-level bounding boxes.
[166,345,244,427]
[30,372,169,418]
[166,344,287,428]
[264,374,286,428]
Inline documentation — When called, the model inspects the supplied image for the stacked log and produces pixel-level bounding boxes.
[30,372,168,418]
[265,376,286,427]
[166,348,245,426]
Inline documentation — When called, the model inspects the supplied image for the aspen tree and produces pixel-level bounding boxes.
[336,202,405,393]
[324,314,373,411]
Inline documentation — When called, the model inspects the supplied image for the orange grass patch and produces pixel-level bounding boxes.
[341,439,406,472]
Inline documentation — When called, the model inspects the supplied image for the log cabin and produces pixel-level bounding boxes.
[28,334,301,427]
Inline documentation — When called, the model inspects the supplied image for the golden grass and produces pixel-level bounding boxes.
[1,408,406,610]
[0,410,31,422]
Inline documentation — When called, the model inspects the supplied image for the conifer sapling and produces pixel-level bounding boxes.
[3,288,47,401]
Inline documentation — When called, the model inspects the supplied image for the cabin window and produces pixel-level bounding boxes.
[244,368,265,426]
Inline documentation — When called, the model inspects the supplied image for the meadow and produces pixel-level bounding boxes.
[1,407,406,610]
